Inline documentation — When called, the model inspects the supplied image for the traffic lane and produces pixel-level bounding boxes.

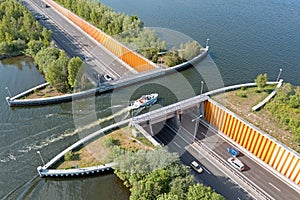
[37,0,133,77]
[180,112,300,199]
[27,0,133,78]
[213,140,300,200]
[153,125,253,199]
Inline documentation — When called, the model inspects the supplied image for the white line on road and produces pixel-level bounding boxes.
[268,182,281,192]
[202,166,211,174]
[173,142,181,149]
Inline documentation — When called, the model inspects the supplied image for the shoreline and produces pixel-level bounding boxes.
[5,47,209,107]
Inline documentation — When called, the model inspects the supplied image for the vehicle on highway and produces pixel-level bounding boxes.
[41,15,47,20]
[227,157,245,171]
[131,93,158,109]
[227,146,239,157]
[191,161,203,173]
[83,55,90,61]
[103,74,113,81]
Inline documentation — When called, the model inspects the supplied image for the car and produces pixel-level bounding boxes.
[227,157,245,171]
[191,161,203,173]
[83,55,90,61]
[103,74,113,81]
[41,15,47,20]
[227,146,239,157]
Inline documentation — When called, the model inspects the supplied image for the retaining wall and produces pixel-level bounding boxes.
[45,0,156,72]
[204,98,300,186]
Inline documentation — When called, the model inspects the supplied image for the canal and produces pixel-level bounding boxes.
[1,0,299,199]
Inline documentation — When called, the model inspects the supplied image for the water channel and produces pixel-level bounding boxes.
[1,0,299,199]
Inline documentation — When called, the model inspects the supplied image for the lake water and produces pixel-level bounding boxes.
[1,0,299,199]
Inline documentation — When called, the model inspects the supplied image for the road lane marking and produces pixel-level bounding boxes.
[173,142,181,149]
[268,182,281,192]
[202,166,211,174]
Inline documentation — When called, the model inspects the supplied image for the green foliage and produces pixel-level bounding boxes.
[266,83,300,144]
[0,0,51,56]
[113,147,224,200]
[45,51,70,92]
[255,73,268,90]
[103,136,120,148]
[187,184,225,200]
[67,57,83,88]
[64,151,80,161]
[35,47,60,73]
[179,40,201,61]
[237,91,247,98]
[164,48,184,67]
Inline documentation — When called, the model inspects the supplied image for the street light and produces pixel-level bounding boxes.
[37,151,45,166]
[200,81,204,95]
[5,87,12,97]
[276,68,282,82]
[206,38,209,48]
[192,115,203,141]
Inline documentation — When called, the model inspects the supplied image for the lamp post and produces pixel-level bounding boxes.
[206,38,209,49]
[200,81,204,95]
[37,151,45,166]
[5,87,12,97]
[192,115,203,141]
[276,68,282,82]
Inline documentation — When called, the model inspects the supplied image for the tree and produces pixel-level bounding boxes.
[179,40,201,61]
[187,184,225,200]
[34,47,60,73]
[27,40,44,57]
[67,57,83,88]
[255,73,268,90]
[45,50,70,92]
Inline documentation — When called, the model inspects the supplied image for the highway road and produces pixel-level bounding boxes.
[23,0,137,84]
[149,112,299,199]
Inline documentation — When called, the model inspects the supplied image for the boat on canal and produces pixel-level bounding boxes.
[131,93,158,109]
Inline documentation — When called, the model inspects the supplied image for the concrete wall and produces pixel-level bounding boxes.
[45,0,156,72]
[204,99,300,185]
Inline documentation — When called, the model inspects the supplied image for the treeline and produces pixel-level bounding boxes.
[266,83,300,144]
[54,0,201,66]
[35,47,85,92]
[0,0,51,57]
[0,0,85,93]
[112,147,225,200]
[54,0,166,62]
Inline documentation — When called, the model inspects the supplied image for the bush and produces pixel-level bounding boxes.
[237,91,247,98]
[103,137,120,147]
[64,151,80,161]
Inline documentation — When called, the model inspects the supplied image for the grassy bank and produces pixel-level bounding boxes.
[212,85,300,152]
[56,126,154,169]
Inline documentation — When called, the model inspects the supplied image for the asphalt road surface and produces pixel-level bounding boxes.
[148,112,299,199]
[23,0,136,84]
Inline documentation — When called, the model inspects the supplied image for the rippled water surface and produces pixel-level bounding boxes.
[1,0,299,199]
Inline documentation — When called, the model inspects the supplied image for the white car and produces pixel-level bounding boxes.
[103,74,113,81]
[227,157,245,171]
[191,161,203,173]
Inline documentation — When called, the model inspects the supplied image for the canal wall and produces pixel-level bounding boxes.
[44,0,157,72]
[204,98,300,187]
[6,48,208,107]
[37,119,130,177]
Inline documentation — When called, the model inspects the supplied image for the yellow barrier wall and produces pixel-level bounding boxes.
[45,0,156,72]
[204,100,300,185]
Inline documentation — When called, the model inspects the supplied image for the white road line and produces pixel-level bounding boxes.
[202,166,211,174]
[268,182,281,192]
[173,142,181,149]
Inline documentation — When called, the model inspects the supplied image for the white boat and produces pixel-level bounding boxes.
[131,93,158,109]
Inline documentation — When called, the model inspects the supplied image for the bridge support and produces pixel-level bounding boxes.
[166,111,181,130]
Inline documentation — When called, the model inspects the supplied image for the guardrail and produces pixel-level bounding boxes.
[37,119,130,177]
